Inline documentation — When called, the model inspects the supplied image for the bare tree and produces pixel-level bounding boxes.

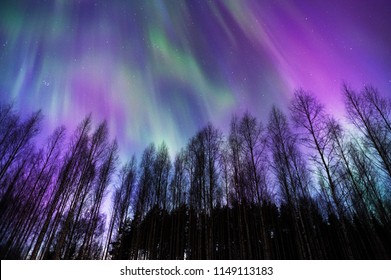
[238,112,270,259]
[78,140,118,259]
[268,106,314,258]
[290,90,353,259]
[344,85,391,182]
[170,150,187,210]
[0,110,42,185]
[30,115,92,259]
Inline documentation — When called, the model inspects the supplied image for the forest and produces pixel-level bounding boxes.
[0,85,390,260]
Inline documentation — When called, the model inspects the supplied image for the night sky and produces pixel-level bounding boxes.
[1,0,390,158]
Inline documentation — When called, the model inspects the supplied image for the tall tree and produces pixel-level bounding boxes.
[30,115,92,259]
[290,90,353,259]
[238,112,270,259]
[78,140,118,259]
[268,106,314,258]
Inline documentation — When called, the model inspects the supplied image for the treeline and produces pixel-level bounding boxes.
[0,85,391,259]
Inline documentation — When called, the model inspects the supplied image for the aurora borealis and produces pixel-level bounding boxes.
[1,0,390,157]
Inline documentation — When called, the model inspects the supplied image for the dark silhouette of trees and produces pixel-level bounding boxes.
[268,106,314,259]
[1,84,391,260]
[103,155,137,259]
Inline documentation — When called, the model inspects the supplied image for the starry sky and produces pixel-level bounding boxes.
[1,0,390,158]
